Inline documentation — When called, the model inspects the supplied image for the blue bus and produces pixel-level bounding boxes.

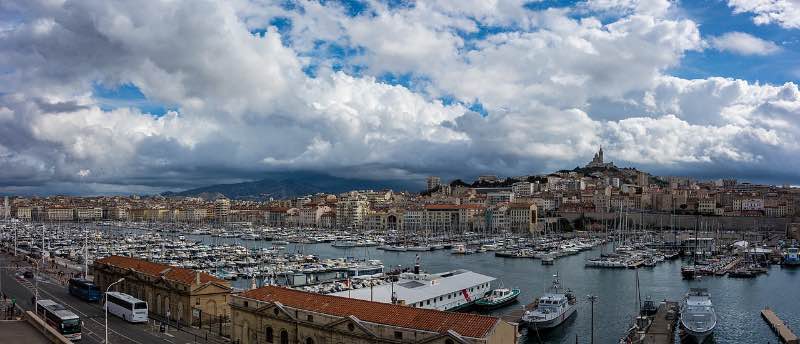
[68,278,102,302]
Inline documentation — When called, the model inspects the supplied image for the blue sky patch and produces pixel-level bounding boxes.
[92,83,174,117]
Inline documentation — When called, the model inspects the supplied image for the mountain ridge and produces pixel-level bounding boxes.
[163,171,415,200]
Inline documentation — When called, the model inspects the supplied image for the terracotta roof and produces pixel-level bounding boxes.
[424,204,485,210]
[239,286,499,338]
[95,256,228,287]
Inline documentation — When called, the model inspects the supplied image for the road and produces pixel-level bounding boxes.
[0,253,216,344]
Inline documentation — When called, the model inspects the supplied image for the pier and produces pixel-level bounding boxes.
[644,301,678,344]
[500,302,537,325]
[761,308,799,344]
[620,301,678,344]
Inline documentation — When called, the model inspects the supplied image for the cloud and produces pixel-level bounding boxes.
[728,0,800,29]
[0,0,798,194]
[710,31,781,55]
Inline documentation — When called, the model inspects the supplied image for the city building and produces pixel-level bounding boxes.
[74,207,103,221]
[507,202,538,234]
[46,207,74,221]
[426,176,442,191]
[92,256,232,325]
[230,286,516,344]
[336,193,369,230]
[214,198,231,221]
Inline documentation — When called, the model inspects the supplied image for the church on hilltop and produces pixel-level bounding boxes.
[585,146,616,169]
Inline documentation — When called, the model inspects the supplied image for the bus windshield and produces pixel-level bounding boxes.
[61,319,81,334]
[135,302,147,309]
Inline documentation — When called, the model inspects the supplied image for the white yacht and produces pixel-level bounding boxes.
[680,288,717,343]
[451,244,466,254]
[522,274,577,329]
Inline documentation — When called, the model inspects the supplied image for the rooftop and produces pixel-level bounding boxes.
[95,255,228,287]
[330,269,495,308]
[239,286,500,338]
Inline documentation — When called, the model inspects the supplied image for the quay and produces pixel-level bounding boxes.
[646,301,678,344]
[761,308,799,344]
[500,302,537,325]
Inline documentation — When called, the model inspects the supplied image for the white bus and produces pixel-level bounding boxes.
[105,292,148,323]
[35,299,82,341]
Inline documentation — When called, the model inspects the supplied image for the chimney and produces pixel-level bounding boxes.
[195,271,201,285]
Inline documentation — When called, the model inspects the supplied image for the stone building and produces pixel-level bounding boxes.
[92,256,232,325]
[230,286,517,344]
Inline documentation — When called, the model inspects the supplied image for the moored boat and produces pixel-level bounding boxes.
[680,288,717,343]
[521,274,576,329]
[475,287,520,310]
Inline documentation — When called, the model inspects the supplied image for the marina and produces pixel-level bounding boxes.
[2,221,800,343]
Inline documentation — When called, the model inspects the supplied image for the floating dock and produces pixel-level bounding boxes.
[620,301,679,344]
[646,301,679,344]
[762,308,799,344]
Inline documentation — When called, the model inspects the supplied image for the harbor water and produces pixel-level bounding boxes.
[191,235,800,343]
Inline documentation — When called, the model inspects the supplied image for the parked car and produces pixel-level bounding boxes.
[23,270,34,279]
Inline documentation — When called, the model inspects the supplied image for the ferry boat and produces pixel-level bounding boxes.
[680,288,717,343]
[451,244,466,254]
[475,287,520,310]
[783,246,800,266]
[521,274,576,329]
[329,269,494,311]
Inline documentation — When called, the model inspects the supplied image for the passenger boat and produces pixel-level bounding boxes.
[784,246,800,266]
[475,287,520,310]
[521,274,576,329]
[680,288,717,343]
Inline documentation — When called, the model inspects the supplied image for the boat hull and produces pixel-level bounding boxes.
[525,304,576,329]
[475,292,520,310]
[681,323,714,343]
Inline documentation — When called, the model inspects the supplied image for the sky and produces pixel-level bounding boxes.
[0,0,799,195]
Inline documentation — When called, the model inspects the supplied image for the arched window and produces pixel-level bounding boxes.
[265,327,273,343]
[306,338,314,344]
[280,330,289,344]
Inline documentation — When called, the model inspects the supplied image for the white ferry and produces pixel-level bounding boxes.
[330,269,495,311]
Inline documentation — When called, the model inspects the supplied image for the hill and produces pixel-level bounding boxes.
[164,171,414,200]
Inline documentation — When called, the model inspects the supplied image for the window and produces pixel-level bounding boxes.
[280,330,289,344]
[394,331,403,339]
[347,323,355,331]
[265,327,273,343]
[243,301,248,308]
[426,300,430,305]
[307,314,313,322]
[274,308,280,316]
[445,340,455,344]
[306,338,314,344]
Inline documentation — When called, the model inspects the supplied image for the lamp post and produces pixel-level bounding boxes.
[105,278,124,344]
[587,294,597,344]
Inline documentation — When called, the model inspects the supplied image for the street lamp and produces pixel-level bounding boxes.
[105,278,124,344]
[587,294,597,344]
